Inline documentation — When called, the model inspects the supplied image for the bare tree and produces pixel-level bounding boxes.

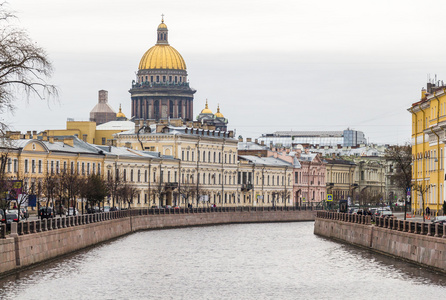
[119,183,138,209]
[62,170,82,215]
[83,174,108,211]
[385,144,412,219]
[0,2,57,128]
[106,171,122,209]
[150,177,166,207]
[177,183,196,208]
[42,172,57,210]
[412,183,431,222]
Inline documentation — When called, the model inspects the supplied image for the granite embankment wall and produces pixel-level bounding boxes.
[314,211,446,273]
[0,207,316,276]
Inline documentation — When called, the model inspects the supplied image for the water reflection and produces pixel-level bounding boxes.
[0,222,445,300]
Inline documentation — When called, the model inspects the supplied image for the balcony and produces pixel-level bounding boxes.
[164,182,178,189]
[241,183,253,191]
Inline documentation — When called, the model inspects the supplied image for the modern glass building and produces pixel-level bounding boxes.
[258,129,367,148]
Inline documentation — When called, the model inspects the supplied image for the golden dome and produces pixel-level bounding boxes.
[215,104,224,118]
[138,44,186,70]
[158,22,167,29]
[116,104,126,118]
[201,99,213,114]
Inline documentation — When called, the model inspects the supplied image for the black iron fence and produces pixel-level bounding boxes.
[316,211,446,238]
[3,205,320,239]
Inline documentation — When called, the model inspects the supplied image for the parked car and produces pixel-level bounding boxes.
[0,209,5,224]
[39,207,54,219]
[86,207,101,214]
[151,205,163,209]
[375,210,394,218]
[5,212,21,229]
[66,207,79,216]
[431,216,446,224]
[20,207,29,219]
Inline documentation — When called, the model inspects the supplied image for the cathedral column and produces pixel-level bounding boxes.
[174,100,178,118]
[146,98,149,119]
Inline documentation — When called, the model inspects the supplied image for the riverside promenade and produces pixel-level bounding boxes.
[0,206,316,276]
[314,211,446,273]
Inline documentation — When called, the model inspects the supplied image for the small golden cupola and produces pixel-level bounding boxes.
[201,99,213,114]
[116,104,126,119]
[214,104,224,118]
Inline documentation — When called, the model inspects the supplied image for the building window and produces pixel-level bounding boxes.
[50,161,54,174]
[87,163,90,175]
[31,160,36,173]
[124,169,127,181]
[98,163,101,175]
[82,162,85,175]
[102,138,106,145]
[24,159,29,173]
[93,163,96,174]
[7,158,11,173]
[71,161,74,174]
[138,170,141,182]
[145,170,148,182]
[130,169,134,182]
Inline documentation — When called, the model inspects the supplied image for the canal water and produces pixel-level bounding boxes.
[0,222,445,299]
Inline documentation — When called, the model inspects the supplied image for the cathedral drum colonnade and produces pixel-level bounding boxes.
[130,17,195,122]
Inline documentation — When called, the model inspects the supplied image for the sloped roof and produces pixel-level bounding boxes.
[239,155,292,167]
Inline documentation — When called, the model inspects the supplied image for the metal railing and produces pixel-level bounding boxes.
[316,211,446,238]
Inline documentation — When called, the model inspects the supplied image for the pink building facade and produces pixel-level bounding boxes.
[294,153,326,206]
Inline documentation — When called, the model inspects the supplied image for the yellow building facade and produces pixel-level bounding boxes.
[43,119,134,146]
[409,84,445,215]
[1,134,105,209]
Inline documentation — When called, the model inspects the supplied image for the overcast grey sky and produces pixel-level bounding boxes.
[5,0,446,144]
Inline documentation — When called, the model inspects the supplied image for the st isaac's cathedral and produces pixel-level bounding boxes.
[129,17,228,130]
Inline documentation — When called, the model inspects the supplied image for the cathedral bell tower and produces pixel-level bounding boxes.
[129,17,196,122]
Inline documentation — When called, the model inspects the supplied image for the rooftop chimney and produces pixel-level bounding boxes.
[98,90,108,103]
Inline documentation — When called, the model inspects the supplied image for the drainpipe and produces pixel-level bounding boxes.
[410,106,418,217]
[221,139,225,206]
[432,92,441,215]
[148,158,151,208]
[419,104,426,215]
[196,138,200,207]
